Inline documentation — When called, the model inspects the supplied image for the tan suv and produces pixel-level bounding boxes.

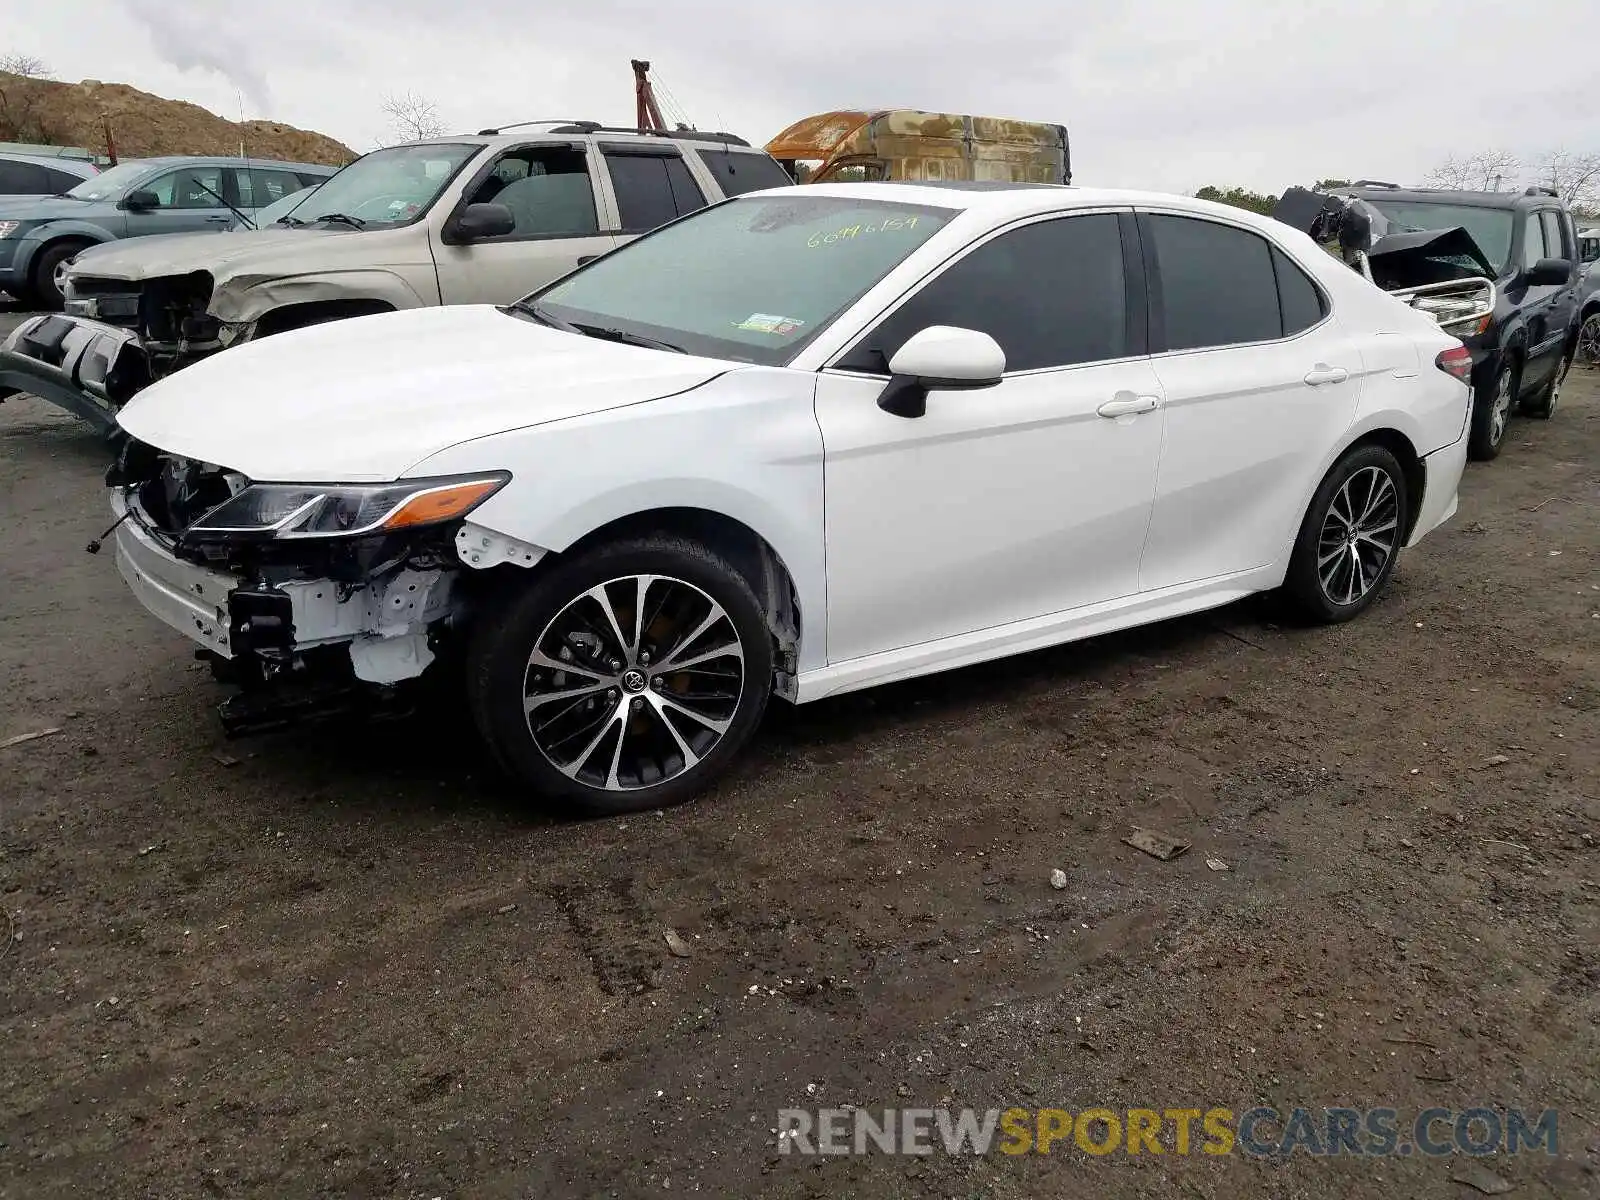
[0,123,794,433]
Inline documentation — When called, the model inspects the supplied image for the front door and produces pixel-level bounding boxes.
[815,210,1166,664]
[122,165,234,235]
[432,143,619,305]
[1133,210,1364,591]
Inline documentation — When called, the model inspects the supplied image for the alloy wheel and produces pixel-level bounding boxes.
[53,254,75,299]
[1577,314,1600,368]
[1488,367,1514,446]
[521,574,746,792]
[1316,466,1400,606]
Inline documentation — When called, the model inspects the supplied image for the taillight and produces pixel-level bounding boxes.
[1435,345,1472,383]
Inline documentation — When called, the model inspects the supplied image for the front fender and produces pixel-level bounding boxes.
[210,269,436,323]
[15,221,118,275]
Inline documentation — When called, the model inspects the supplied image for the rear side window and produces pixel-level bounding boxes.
[695,149,794,196]
[603,150,706,232]
[838,213,1127,373]
[1272,247,1328,336]
[0,159,48,194]
[43,166,84,194]
[1146,214,1283,351]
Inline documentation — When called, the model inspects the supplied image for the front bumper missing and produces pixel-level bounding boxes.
[0,314,148,434]
[109,489,456,684]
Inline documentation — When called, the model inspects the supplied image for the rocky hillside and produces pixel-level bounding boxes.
[0,73,355,165]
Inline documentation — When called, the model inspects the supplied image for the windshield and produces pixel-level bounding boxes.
[1366,202,1516,273]
[64,161,152,200]
[526,193,956,365]
[291,142,479,228]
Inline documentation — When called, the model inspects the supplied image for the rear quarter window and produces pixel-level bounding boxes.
[694,149,795,197]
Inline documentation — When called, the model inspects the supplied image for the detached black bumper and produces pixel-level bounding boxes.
[0,313,149,435]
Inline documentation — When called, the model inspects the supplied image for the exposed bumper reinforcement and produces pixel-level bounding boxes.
[0,314,148,435]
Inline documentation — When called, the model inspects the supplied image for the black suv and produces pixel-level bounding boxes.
[1330,183,1580,460]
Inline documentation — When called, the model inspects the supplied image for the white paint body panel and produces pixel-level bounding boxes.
[109,182,1472,703]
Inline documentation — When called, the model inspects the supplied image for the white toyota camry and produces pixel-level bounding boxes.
[104,181,1473,813]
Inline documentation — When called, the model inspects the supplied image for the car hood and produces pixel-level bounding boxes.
[115,304,738,482]
[67,227,348,282]
[0,195,111,221]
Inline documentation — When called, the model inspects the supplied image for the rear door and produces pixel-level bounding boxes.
[1136,209,1362,592]
[597,143,708,248]
[1540,209,1579,370]
[432,141,619,304]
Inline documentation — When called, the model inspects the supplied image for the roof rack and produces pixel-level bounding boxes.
[1351,179,1401,189]
[1524,185,1559,198]
[474,118,750,147]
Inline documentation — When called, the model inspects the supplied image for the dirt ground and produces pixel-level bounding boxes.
[1,359,1596,1199]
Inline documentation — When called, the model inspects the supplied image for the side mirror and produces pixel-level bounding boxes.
[121,189,160,212]
[1523,257,1572,287]
[877,325,1005,418]
[444,202,515,244]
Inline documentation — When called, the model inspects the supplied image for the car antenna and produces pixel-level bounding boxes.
[236,88,258,231]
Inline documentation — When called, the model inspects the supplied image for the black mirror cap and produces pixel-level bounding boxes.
[122,189,160,212]
[1524,257,1573,287]
[445,202,515,244]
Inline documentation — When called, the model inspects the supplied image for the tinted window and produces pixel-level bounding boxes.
[237,167,307,208]
[838,213,1126,373]
[1540,210,1569,260]
[695,149,794,196]
[604,151,705,232]
[0,159,48,194]
[43,166,83,194]
[1522,212,1547,266]
[1148,214,1280,351]
[465,147,598,239]
[1272,246,1326,335]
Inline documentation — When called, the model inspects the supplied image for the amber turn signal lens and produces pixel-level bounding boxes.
[380,480,503,530]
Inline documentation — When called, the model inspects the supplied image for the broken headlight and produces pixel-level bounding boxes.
[185,472,509,540]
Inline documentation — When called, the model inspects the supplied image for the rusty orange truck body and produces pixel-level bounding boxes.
[765,110,1070,186]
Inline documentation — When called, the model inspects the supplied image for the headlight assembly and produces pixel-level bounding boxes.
[186,472,509,539]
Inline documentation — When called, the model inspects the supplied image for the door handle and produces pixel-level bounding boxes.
[1303,364,1349,386]
[205,215,231,223]
[576,255,599,265]
[1097,394,1160,418]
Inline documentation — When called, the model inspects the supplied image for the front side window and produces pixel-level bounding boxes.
[147,165,227,209]
[464,146,598,239]
[1540,210,1570,261]
[291,142,480,228]
[604,149,706,232]
[1522,212,1548,266]
[1146,214,1281,351]
[527,193,955,365]
[837,213,1128,373]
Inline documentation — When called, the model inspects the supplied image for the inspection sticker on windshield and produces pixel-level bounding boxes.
[734,313,806,336]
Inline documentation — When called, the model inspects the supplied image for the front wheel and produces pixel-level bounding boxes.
[1521,352,1569,420]
[31,240,89,310]
[1468,359,1517,461]
[465,535,774,816]
[1282,445,1410,624]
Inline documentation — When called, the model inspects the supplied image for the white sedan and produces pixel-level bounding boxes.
[105,182,1473,813]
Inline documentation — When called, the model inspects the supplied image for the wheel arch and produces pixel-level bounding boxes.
[1341,428,1426,542]
[253,297,397,339]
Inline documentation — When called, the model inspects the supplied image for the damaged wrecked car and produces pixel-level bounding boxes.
[1273,181,1579,460]
[102,182,1473,813]
[0,126,793,435]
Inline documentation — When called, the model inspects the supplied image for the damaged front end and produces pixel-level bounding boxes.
[105,440,528,735]
[0,271,240,435]
[1273,187,1497,336]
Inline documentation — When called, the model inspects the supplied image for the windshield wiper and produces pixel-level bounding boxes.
[570,322,686,354]
[190,178,255,230]
[273,215,306,227]
[310,212,366,229]
[512,298,580,332]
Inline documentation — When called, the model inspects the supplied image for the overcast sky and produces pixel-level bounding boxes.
[18,0,1595,194]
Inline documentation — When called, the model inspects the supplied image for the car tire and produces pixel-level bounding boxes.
[1521,352,1569,420]
[1467,358,1518,461]
[1282,444,1411,624]
[465,534,774,816]
[30,239,90,311]
[1572,311,1600,369]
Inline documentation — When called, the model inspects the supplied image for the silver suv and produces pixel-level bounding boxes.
[0,124,794,433]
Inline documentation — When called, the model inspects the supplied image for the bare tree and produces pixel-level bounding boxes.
[1424,150,1521,192]
[378,92,446,144]
[1528,149,1600,211]
[0,52,52,78]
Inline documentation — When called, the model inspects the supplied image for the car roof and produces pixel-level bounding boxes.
[1334,185,1557,210]
[734,180,1306,231]
[129,155,340,171]
[0,151,99,176]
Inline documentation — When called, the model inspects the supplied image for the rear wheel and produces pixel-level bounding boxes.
[1282,445,1410,624]
[465,535,774,816]
[1467,358,1517,461]
[1522,352,1569,420]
